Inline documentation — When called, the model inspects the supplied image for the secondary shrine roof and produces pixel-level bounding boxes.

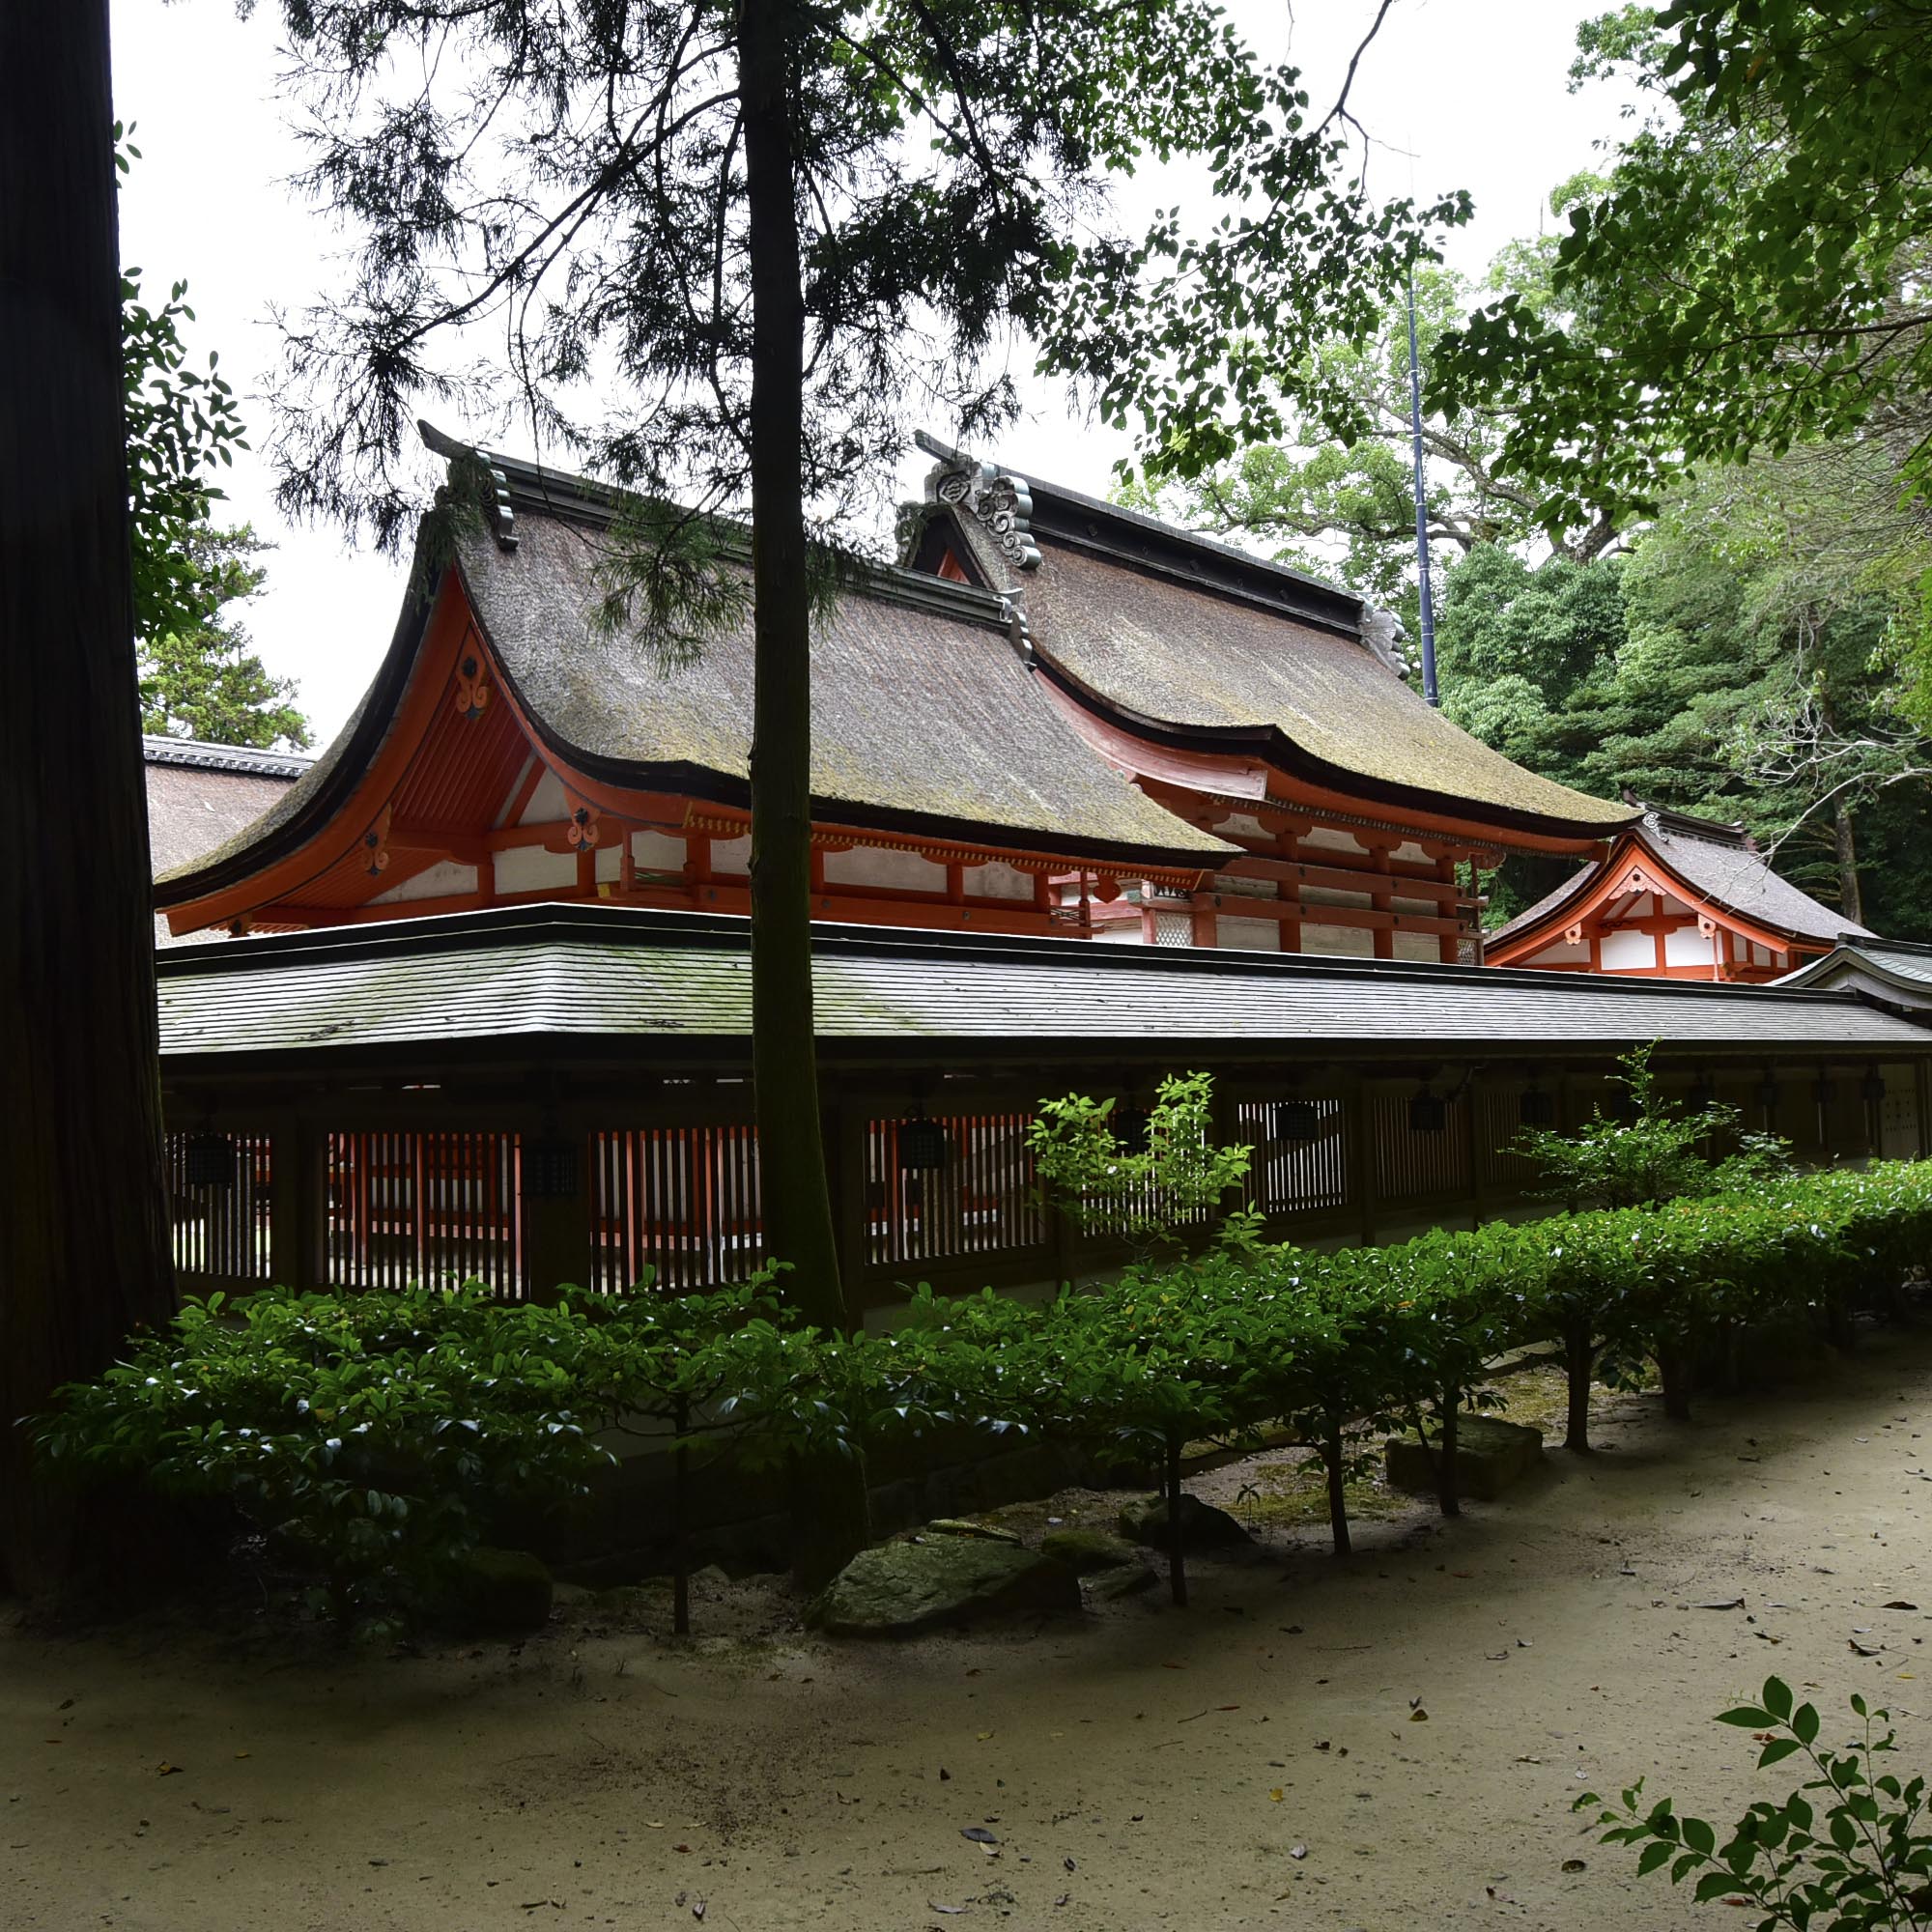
[154,901,1929,1065]
[1492,807,1868,950]
[922,462,1635,841]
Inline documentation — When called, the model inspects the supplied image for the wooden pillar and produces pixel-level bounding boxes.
[829,1098,870,1328]
[522,1107,591,1300]
[1350,1073,1378,1245]
[1917,1059,1931,1161]
[1467,1068,1487,1231]
[270,1112,324,1290]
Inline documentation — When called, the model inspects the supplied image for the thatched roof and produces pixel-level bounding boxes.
[922,461,1634,840]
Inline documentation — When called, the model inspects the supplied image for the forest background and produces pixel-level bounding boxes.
[1129,5,1932,937]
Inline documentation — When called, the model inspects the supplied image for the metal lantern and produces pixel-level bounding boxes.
[897,1114,950,1172]
[1111,1105,1151,1154]
[181,1131,237,1189]
[1757,1073,1781,1115]
[1687,1074,1715,1115]
[525,1134,581,1201]
[1272,1098,1322,1144]
[1518,1086,1556,1127]
[1408,1088,1447,1134]
[1861,1066,1888,1106]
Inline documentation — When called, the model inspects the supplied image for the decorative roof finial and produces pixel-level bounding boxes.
[915,430,1041,572]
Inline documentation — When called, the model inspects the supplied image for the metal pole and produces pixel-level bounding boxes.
[1406,269,1439,706]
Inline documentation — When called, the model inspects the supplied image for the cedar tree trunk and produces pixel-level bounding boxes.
[739,0,842,1330]
[1833,801,1863,929]
[0,0,177,1593]
[739,0,867,1579]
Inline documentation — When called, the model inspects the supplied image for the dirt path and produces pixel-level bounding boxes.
[11,1333,1932,1932]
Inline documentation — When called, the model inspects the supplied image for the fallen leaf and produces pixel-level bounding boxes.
[1886,1602,1920,1611]
[1851,1640,1881,1658]
[1289,1843,1308,1861]
[1695,1599,1745,1611]
[929,1907,967,1918]
[1408,1709,1430,1722]
[960,1827,999,1845]
[156,1763,185,1777]
[1562,1859,1587,1873]
[976,1732,993,1742]
[1268,1789,1285,1804]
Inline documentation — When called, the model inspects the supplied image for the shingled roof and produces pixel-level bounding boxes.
[155,901,1932,1065]
[915,452,1634,841]
[1492,807,1867,949]
[144,737,310,942]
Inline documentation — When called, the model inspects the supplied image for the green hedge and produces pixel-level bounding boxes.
[33,1162,1932,1630]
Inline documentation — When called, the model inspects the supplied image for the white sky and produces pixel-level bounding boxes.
[110,0,1634,745]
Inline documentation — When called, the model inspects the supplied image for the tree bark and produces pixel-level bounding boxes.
[1322,1416,1350,1557]
[1563,1320,1593,1453]
[1833,801,1863,928]
[1163,1425,1187,1609]
[0,0,178,1597]
[740,0,842,1328]
[740,0,867,1579]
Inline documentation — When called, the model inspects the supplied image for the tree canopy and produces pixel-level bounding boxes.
[1433,4,1932,531]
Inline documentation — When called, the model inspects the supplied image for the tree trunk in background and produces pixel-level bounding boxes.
[740,0,867,1580]
[1833,802,1863,928]
[0,0,177,1594]
[739,0,841,1330]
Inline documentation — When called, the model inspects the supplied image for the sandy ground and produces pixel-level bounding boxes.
[11,1332,1932,1932]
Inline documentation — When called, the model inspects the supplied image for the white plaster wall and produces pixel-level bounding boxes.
[493,843,580,894]
[710,835,752,875]
[596,843,622,883]
[1094,922,1148,945]
[1300,923,1374,957]
[966,859,1036,902]
[822,844,945,892]
[1219,812,1271,841]
[1300,827,1365,856]
[519,768,570,825]
[1391,841,1432,866]
[1300,886,1373,910]
[631,829,687,874]
[1392,930,1439,962]
[1218,916,1280,952]
[370,860,479,905]
[1525,938,1590,965]
[1600,927,1655,970]
[1663,923,1713,967]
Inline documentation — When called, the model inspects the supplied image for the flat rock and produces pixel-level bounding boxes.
[808,1539,1080,1636]
[440,1546,554,1634]
[1117,1494,1253,1550]
[1385,1413,1544,1503]
[923,1518,1024,1545]
[1040,1527,1143,1574]
[1084,1560,1159,1602]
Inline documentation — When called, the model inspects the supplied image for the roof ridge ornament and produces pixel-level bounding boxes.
[915,430,1041,572]
[1360,606,1415,683]
[419,418,519,552]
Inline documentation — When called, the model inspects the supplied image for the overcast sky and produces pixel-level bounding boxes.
[110,0,1635,745]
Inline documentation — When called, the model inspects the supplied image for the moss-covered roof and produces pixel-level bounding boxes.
[937,472,1635,839]
[452,505,1227,864]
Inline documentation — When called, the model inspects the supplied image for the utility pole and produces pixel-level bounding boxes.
[1406,269,1439,707]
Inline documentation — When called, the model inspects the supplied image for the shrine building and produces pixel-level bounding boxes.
[1487,803,1861,982]
[144,435,1932,1313]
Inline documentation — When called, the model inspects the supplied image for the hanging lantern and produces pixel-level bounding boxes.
[897,1113,949,1172]
[1111,1104,1151,1154]
[1272,1098,1322,1144]
[1408,1088,1447,1134]
[1687,1073,1715,1114]
[1757,1073,1781,1115]
[181,1131,236,1189]
[1861,1066,1888,1106]
[1518,1086,1556,1128]
[525,1135,581,1201]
